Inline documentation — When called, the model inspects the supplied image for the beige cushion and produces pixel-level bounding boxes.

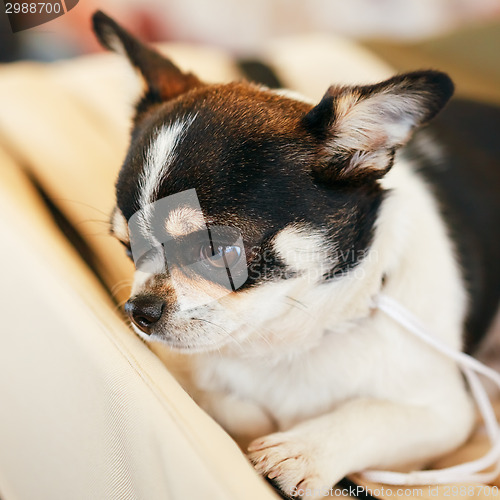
[0,146,278,499]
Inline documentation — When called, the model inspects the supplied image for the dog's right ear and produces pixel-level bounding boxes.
[92,11,202,107]
[302,70,454,185]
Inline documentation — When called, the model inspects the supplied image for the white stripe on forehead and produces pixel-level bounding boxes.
[139,114,197,209]
[136,114,197,242]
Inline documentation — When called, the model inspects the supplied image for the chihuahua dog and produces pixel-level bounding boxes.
[93,11,500,497]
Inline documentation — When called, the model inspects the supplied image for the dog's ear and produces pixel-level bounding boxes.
[302,70,454,183]
[92,11,201,106]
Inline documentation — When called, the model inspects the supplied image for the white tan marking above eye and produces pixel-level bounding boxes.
[165,206,206,237]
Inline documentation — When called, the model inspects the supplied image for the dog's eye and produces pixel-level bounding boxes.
[200,243,242,269]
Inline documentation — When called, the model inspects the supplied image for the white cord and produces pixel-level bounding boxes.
[359,293,500,485]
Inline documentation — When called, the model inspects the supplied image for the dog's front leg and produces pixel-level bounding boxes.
[248,396,475,498]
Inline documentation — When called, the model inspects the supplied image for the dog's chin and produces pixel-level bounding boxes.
[131,323,233,354]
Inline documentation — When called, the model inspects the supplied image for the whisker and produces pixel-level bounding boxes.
[113,298,130,314]
[283,298,314,319]
[110,279,133,296]
[110,287,132,301]
[74,218,110,226]
[191,317,245,352]
[51,198,112,218]
[232,313,275,350]
[285,295,308,309]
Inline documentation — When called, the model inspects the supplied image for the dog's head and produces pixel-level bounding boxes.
[94,11,453,354]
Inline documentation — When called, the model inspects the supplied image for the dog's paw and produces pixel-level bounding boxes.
[247,430,339,499]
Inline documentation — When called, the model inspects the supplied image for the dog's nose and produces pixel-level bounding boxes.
[124,296,165,334]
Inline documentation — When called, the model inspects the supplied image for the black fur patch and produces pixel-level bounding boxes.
[237,59,283,89]
[353,70,454,123]
[115,83,384,288]
[408,99,500,353]
[302,70,454,185]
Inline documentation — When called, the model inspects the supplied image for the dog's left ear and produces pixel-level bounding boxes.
[302,70,454,183]
[92,11,202,105]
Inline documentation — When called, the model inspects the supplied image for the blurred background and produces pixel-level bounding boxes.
[1,0,500,103]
